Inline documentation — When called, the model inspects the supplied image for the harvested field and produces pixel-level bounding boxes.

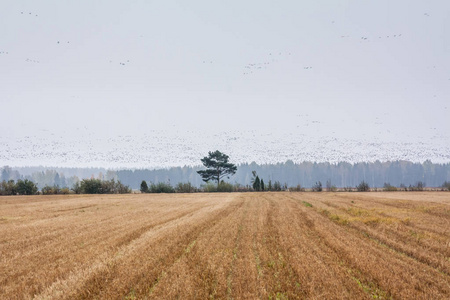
[0,192,449,299]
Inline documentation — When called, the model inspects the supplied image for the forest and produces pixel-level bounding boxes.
[2,160,449,190]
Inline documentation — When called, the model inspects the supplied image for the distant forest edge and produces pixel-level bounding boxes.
[2,160,450,190]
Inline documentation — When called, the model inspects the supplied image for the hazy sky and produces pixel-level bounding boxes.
[1,1,449,165]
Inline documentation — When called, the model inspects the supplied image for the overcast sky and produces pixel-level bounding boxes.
[1,1,449,165]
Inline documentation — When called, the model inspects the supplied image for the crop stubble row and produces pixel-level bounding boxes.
[0,192,449,299]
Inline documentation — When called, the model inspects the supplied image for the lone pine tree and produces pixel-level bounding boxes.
[197,150,237,188]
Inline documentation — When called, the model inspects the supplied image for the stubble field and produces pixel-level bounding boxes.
[0,192,449,299]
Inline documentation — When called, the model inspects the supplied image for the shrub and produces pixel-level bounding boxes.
[42,185,61,195]
[0,180,17,195]
[273,181,282,191]
[200,181,234,193]
[149,182,175,193]
[72,182,82,194]
[16,179,38,195]
[233,183,252,192]
[356,181,370,192]
[383,183,397,192]
[61,187,70,194]
[217,181,234,192]
[409,181,425,191]
[201,182,217,192]
[74,179,131,194]
[312,181,323,192]
[326,180,337,192]
[175,182,197,193]
[112,180,131,194]
[442,181,450,191]
[267,180,272,191]
[80,179,102,194]
[289,184,305,192]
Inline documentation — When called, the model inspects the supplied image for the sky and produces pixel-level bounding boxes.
[1,1,449,167]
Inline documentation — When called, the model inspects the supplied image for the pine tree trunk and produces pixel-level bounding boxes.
[217,169,220,189]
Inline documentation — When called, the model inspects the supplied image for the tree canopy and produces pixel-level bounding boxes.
[16,179,38,195]
[197,150,237,187]
[140,180,149,193]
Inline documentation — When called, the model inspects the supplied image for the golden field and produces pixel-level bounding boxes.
[0,192,449,299]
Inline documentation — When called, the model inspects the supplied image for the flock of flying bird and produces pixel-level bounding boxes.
[3,127,449,168]
[114,60,131,66]
[243,52,291,75]
[3,9,443,84]
[240,29,408,75]
[8,11,132,67]
[345,34,404,41]
[25,58,39,64]
[20,11,38,17]
[241,52,314,75]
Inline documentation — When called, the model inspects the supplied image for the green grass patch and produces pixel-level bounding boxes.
[185,240,196,254]
[329,214,349,225]
[302,201,313,207]
[352,276,391,299]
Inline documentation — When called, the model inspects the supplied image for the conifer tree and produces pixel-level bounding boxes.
[140,180,149,193]
[253,176,261,191]
[197,151,237,187]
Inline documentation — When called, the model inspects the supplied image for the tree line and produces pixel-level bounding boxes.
[2,159,450,193]
[0,178,130,195]
[115,160,450,189]
[1,166,113,189]
[138,152,446,193]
